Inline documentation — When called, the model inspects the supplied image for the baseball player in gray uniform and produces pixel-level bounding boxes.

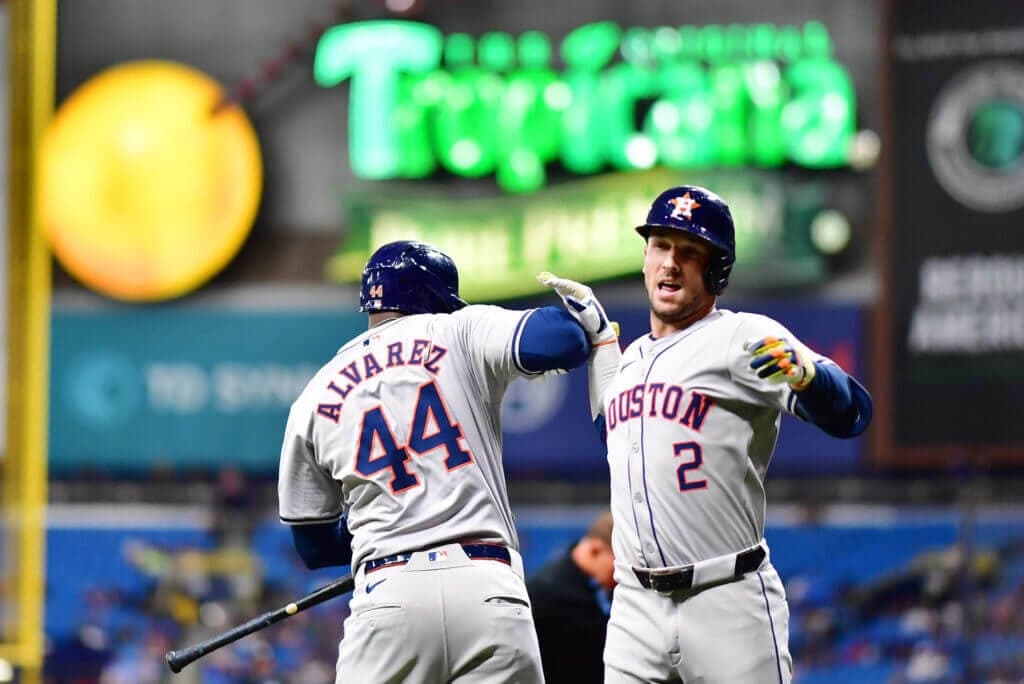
[279,240,596,683]
[540,185,872,683]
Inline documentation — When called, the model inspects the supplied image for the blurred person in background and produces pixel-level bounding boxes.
[213,465,258,547]
[527,510,615,683]
[278,240,602,683]
[539,184,873,683]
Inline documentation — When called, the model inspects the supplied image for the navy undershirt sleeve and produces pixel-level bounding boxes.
[518,306,591,373]
[793,361,873,438]
[593,415,607,444]
[290,518,354,570]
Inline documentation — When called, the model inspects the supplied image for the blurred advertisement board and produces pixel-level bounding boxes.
[50,309,363,473]
[330,169,845,301]
[880,0,1024,467]
[50,301,866,477]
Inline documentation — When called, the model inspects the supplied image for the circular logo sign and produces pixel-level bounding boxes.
[501,374,569,433]
[927,61,1024,213]
[38,61,263,301]
[65,351,143,428]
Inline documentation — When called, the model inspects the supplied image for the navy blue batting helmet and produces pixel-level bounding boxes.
[636,185,736,295]
[360,240,467,315]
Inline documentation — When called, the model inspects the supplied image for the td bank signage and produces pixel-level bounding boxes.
[315,20,858,193]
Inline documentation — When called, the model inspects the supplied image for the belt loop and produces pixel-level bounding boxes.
[506,547,525,581]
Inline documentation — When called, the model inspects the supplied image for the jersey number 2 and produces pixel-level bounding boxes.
[356,381,473,493]
[673,441,707,491]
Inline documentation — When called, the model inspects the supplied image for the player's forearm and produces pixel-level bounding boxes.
[588,340,621,420]
[792,361,873,438]
[290,519,354,570]
[518,306,591,372]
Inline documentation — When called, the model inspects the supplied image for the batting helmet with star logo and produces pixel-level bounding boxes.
[635,185,736,294]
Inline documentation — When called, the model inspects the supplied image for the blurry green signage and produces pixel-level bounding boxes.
[315,20,856,193]
[328,170,827,300]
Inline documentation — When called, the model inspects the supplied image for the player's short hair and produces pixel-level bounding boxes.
[585,511,613,546]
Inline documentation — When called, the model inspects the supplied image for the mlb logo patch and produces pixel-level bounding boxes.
[427,550,449,563]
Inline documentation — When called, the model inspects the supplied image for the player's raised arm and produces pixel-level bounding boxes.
[536,272,621,421]
[743,334,873,438]
[517,306,592,374]
[452,304,591,390]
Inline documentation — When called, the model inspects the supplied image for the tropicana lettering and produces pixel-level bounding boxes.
[314,20,856,193]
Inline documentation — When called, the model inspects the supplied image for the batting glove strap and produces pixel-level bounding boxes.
[537,271,617,345]
[744,336,816,390]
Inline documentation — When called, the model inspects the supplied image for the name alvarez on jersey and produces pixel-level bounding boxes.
[315,338,449,423]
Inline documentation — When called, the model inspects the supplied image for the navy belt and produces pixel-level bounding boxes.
[364,542,511,575]
[633,545,766,594]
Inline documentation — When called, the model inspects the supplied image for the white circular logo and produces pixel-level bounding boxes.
[501,374,569,433]
[927,61,1024,213]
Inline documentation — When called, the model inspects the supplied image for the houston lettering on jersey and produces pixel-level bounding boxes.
[316,339,448,422]
[605,383,715,432]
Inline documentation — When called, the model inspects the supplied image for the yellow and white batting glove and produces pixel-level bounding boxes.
[744,336,816,391]
[537,272,618,346]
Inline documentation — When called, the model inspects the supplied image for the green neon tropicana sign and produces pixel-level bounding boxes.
[314,20,857,193]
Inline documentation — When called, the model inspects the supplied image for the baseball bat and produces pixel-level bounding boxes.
[165,573,355,673]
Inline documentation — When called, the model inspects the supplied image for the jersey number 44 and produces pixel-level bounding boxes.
[356,380,474,493]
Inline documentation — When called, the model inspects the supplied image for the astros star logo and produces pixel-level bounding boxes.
[668,193,701,220]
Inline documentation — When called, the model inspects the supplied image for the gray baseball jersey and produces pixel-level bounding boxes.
[602,308,824,570]
[280,304,550,684]
[600,307,817,682]
[278,305,540,568]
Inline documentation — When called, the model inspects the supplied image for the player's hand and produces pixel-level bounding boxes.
[537,272,617,344]
[744,336,816,391]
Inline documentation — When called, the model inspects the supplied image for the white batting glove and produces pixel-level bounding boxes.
[743,336,817,391]
[537,272,617,345]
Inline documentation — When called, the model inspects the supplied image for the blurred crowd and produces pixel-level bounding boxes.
[42,470,1024,684]
[45,468,347,684]
[788,538,1024,683]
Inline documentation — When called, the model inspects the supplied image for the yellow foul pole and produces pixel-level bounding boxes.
[2,0,55,682]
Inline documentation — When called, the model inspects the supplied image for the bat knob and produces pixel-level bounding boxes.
[166,650,185,673]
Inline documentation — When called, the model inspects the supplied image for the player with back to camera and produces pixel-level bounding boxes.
[278,240,600,683]
[538,185,873,683]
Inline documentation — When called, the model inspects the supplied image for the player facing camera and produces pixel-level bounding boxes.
[537,184,873,683]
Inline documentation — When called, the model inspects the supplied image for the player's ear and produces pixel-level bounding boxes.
[580,537,605,559]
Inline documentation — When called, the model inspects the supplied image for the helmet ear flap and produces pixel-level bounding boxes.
[704,250,735,295]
